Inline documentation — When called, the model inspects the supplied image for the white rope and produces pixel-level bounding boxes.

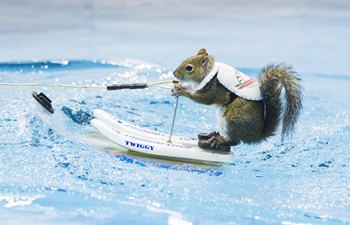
[0,80,175,90]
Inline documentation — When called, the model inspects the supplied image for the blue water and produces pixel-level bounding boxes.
[0,60,349,225]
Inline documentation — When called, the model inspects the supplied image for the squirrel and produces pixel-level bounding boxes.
[172,48,302,152]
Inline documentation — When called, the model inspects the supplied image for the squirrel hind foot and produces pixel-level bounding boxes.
[198,133,232,153]
[198,131,220,141]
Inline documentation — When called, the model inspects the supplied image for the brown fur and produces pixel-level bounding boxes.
[173,49,302,146]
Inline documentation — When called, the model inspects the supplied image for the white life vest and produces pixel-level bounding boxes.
[194,62,263,101]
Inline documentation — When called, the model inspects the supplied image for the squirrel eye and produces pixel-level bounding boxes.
[185,65,193,72]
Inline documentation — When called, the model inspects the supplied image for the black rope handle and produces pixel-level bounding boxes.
[106,80,179,91]
[106,83,148,90]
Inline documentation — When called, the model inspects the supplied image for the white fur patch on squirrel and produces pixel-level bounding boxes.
[217,106,229,139]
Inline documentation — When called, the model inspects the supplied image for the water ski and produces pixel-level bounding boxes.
[91,109,234,164]
[32,91,234,165]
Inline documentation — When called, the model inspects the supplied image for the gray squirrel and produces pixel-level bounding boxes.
[172,48,302,152]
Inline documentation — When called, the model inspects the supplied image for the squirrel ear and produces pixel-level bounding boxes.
[200,54,209,66]
[197,48,207,55]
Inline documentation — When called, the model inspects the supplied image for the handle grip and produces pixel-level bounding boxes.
[107,83,148,90]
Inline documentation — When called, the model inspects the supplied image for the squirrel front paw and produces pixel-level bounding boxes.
[171,83,191,97]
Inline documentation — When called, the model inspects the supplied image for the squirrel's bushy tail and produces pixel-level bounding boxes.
[259,63,303,141]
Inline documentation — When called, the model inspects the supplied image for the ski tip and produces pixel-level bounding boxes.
[93,108,107,117]
[32,91,55,114]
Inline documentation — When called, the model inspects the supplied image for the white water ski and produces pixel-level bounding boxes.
[33,100,124,151]
[91,109,235,164]
[33,95,234,164]
[93,109,195,145]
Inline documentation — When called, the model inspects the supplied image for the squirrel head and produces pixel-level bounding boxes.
[173,48,215,83]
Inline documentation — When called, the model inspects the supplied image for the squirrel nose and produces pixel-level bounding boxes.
[173,70,177,77]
